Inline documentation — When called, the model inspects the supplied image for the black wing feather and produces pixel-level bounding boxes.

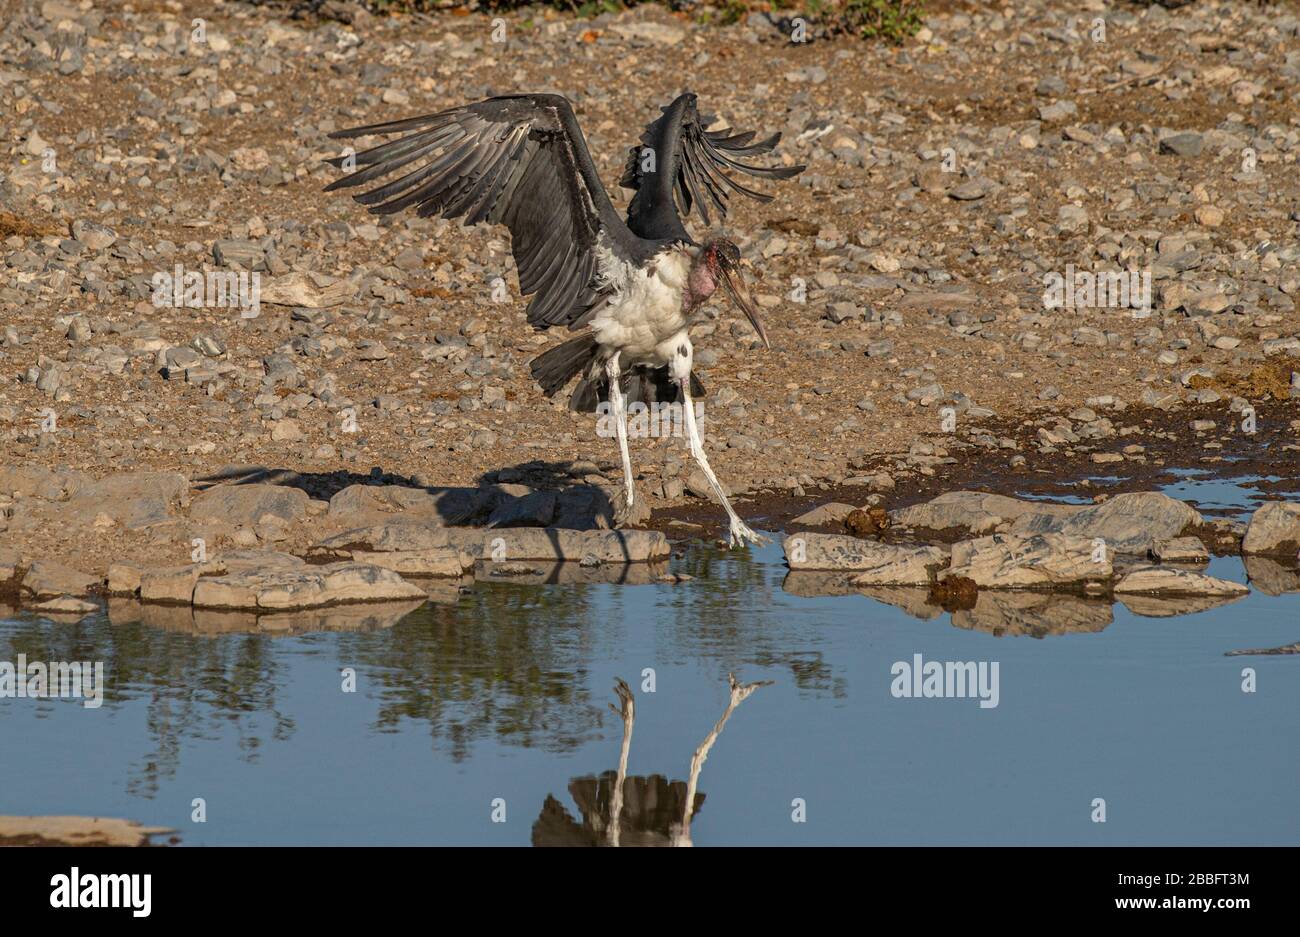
[618,92,805,242]
[325,94,647,331]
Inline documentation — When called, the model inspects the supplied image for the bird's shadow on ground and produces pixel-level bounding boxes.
[190,459,623,530]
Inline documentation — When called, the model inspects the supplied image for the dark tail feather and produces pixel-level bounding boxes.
[569,365,706,414]
[530,334,600,398]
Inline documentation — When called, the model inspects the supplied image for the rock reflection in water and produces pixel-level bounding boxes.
[1243,556,1300,596]
[108,598,429,636]
[1116,592,1247,619]
[784,571,1113,635]
[953,592,1112,637]
[476,560,669,586]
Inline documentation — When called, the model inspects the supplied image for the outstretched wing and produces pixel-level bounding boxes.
[325,94,645,330]
[618,92,805,243]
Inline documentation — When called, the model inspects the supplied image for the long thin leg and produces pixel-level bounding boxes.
[605,353,635,508]
[673,673,771,847]
[607,679,634,848]
[680,380,767,548]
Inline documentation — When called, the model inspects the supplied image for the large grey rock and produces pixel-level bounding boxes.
[1010,492,1200,554]
[890,491,1076,534]
[190,484,309,526]
[944,533,1111,589]
[783,533,949,583]
[1114,566,1248,597]
[891,491,1200,554]
[1241,502,1300,556]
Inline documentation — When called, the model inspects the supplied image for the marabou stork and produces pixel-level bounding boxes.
[325,92,803,547]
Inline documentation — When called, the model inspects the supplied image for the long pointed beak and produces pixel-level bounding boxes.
[721,264,770,349]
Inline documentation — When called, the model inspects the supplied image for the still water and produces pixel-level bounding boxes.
[2,530,1296,846]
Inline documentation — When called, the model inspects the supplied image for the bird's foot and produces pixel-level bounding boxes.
[727,518,769,549]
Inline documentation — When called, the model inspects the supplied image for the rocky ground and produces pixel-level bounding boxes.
[1,0,1299,601]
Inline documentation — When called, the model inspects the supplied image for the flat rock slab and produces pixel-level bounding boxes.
[189,483,310,526]
[328,484,489,526]
[1242,502,1300,556]
[20,561,99,599]
[783,533,949,583]
[944,533,1112,589]
[7,471,187,532]
[891,490,1077,534]
[892,490,1200,554]
[1114,565,1249,597]
[316,523,667,564]
[790,502,859,527]
[193,561,426,610]
[480,529,671,564]
[350,548,469,577]
[131,550,427,609]
[1151,536,1210,563]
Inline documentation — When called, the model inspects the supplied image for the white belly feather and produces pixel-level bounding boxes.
[589,242,690,365]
